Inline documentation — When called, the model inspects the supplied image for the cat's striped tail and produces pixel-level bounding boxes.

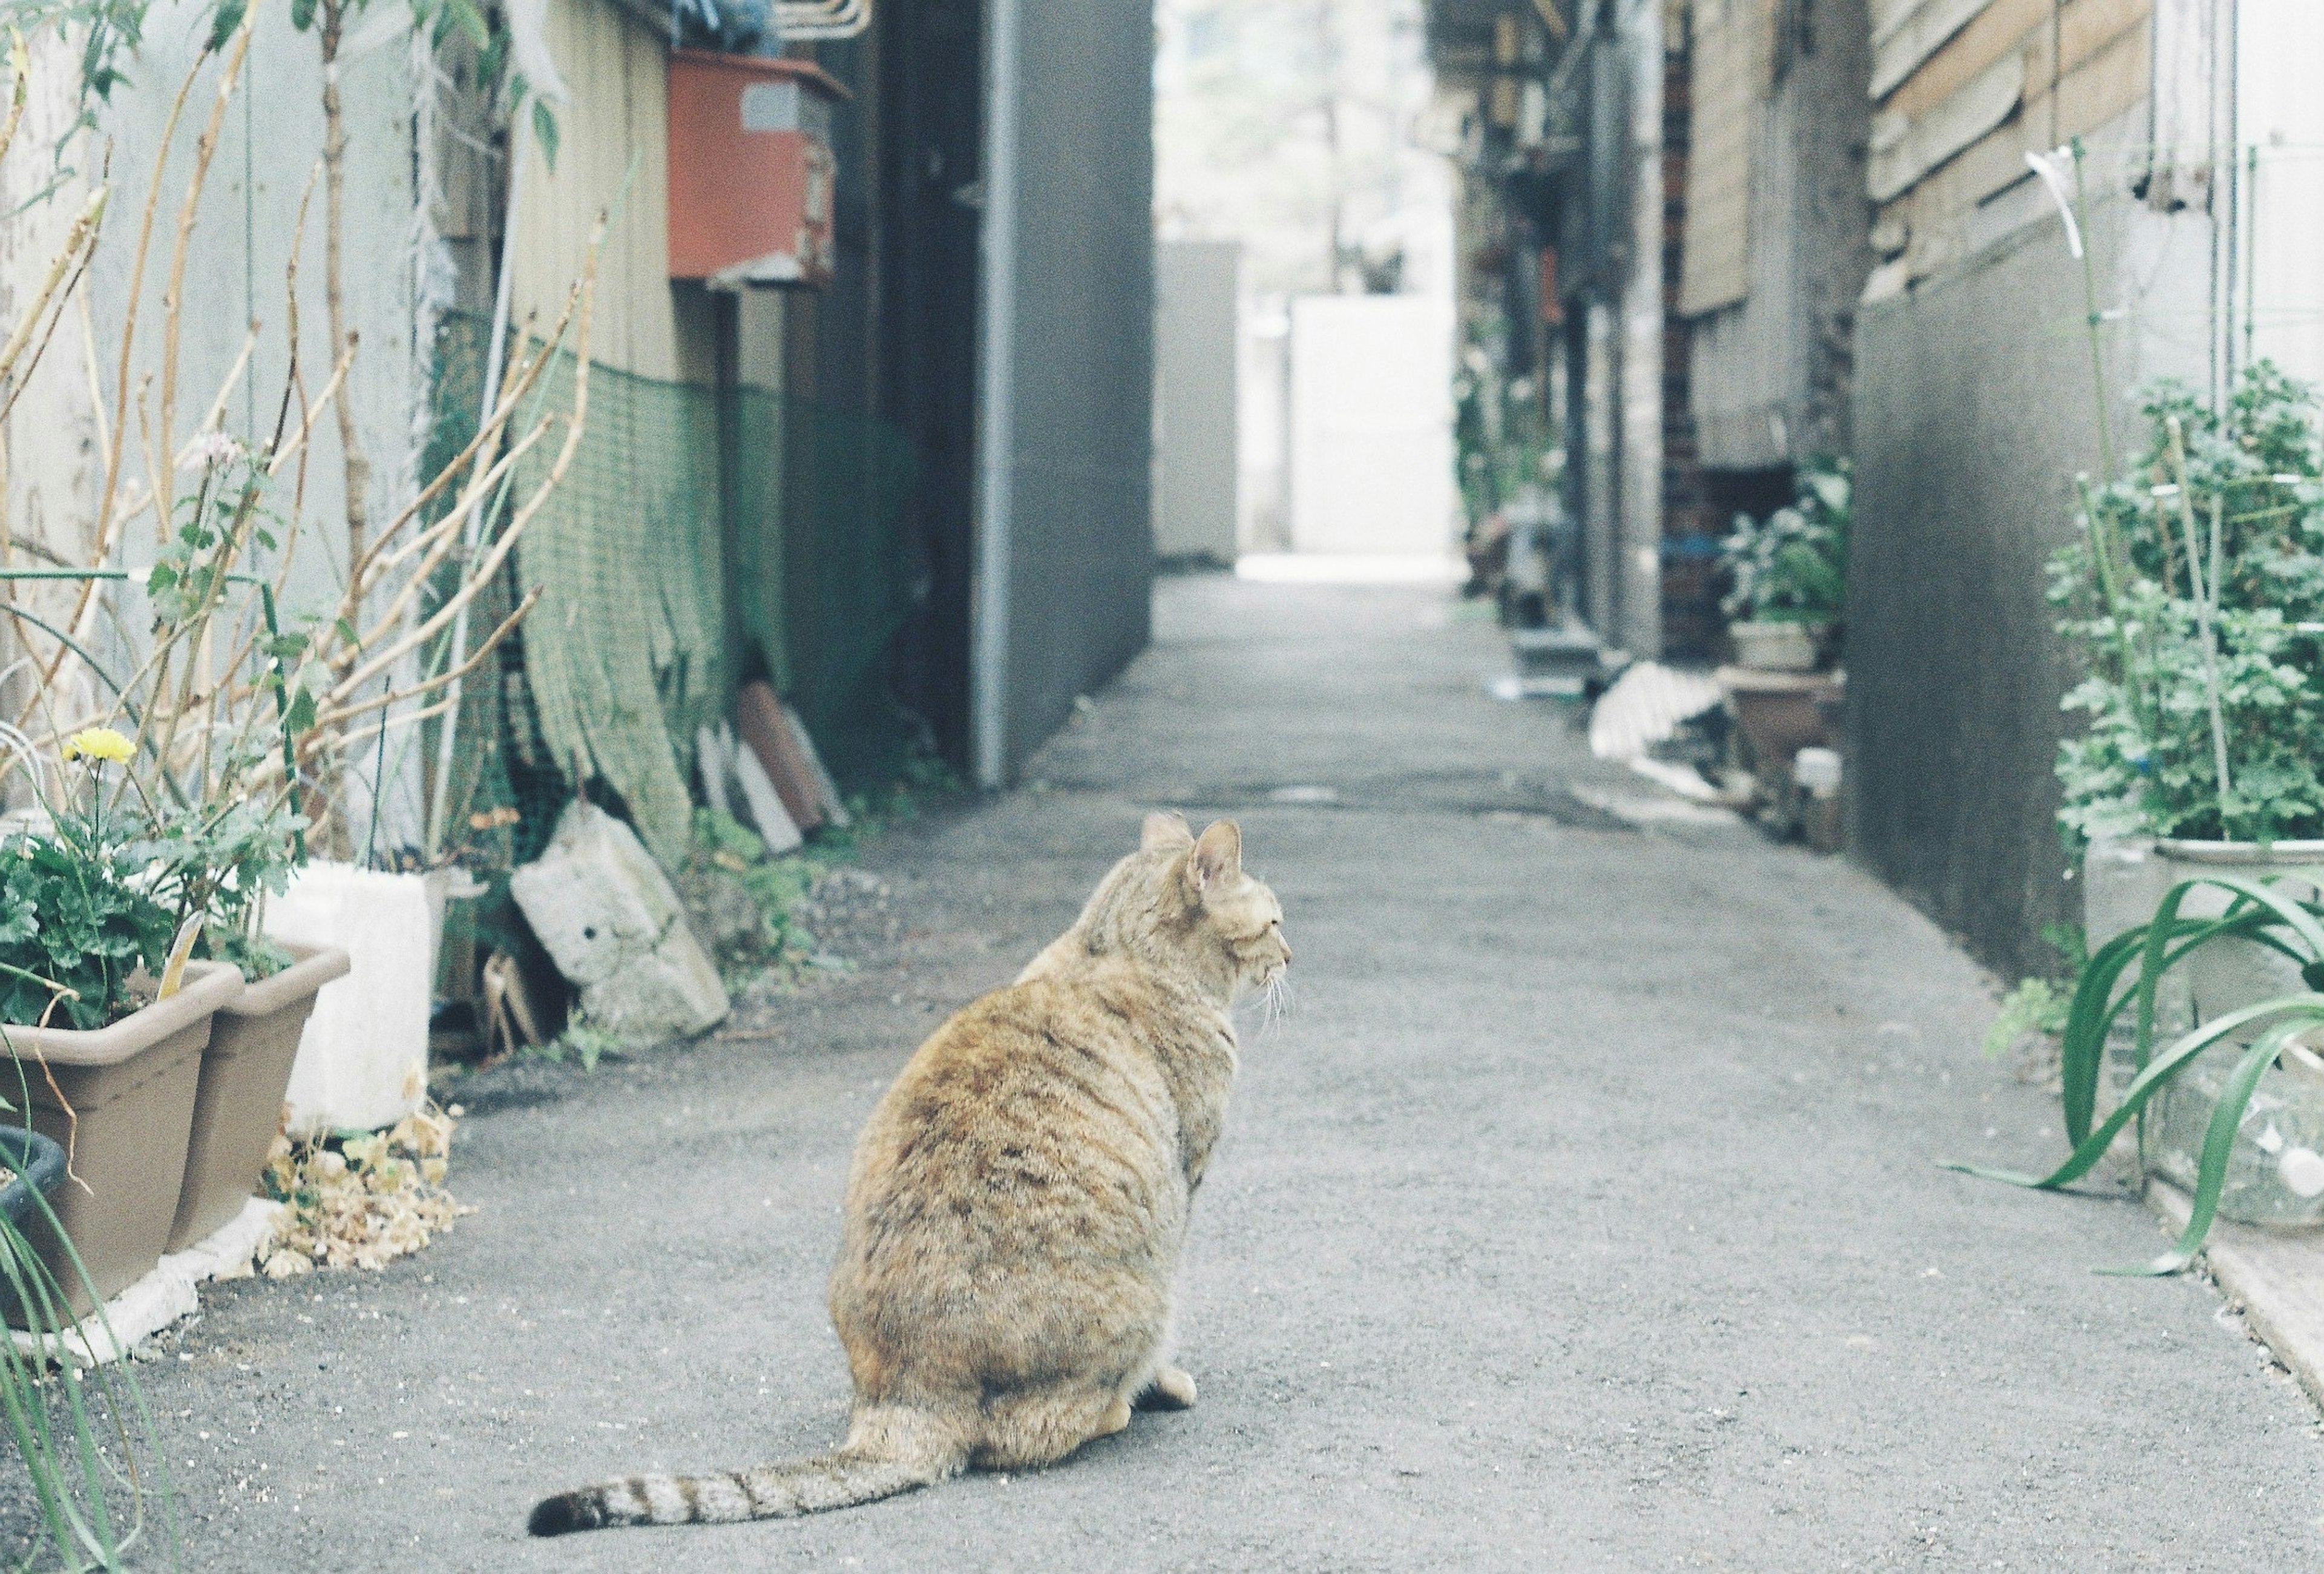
[528,1410,965,1536]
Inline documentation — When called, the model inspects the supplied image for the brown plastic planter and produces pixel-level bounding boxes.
[168,944,350,1253]
[2,963,241,1318]
[1716,665,1845,773]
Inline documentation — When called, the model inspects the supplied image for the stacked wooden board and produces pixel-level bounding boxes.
[1865,0,2153,298]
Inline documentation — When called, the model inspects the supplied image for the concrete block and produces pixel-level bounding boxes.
[510,803,729,1042]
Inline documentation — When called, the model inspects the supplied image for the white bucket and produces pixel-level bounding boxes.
[264,863,433,1136]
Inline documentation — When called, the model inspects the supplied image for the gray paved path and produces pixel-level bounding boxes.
[90,577,2324,1569]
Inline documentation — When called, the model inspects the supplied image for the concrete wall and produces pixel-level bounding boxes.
[1153,240,1239,565]
[1846,144,2213,979]
[88,4,424,588]
[981,0,1155,779]
[1287,295,1456,558]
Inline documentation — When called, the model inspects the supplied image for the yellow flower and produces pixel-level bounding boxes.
[61,727,135,765]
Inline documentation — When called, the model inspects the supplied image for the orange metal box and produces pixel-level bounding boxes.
[666,51,849,289]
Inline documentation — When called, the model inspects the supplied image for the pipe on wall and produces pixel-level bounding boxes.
[970,0,1019,789]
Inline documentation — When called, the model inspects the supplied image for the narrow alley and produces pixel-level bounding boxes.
[136,575,2321,1570]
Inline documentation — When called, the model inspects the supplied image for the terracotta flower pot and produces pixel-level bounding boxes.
[168,944,351,1253]
[2,963,241,1319]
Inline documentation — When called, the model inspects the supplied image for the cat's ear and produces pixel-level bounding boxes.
[1141,809,1193,851]
[1189,820,1242,891]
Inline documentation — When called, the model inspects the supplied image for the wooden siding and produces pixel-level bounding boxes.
[513,0,711,385]
[1865,0,2152,297]
[1678,0,1775,315]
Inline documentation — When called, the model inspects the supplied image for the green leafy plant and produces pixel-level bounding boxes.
[1720,457,1851,625]
[683,808,822,976]
[1951,870,2324,1273]
[1983,978,2066,1061]
[2050,364,2324,846]
[1981,922,2087,1059]
[0,828,175,1033]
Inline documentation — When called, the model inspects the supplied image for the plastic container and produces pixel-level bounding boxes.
[2087,838,2324,1223]
[168,944,350,1252]
[3,963,242,1317]
[2144,1041,2324,1227]
[264,863,433,1136]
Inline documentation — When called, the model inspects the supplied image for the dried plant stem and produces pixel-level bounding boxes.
[317,0,370,575]
[158,1,261,473]
[2163,417,2233,814]
[180,323,262,459]
[0,185,106,394]
[320,214,602,722]
[316,590,539,729]
[0,30,29,171]
[338,284,575,605]
[38,45,212,710]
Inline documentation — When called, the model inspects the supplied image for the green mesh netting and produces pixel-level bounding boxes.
[508,351,728,868]
[420,311,919,874]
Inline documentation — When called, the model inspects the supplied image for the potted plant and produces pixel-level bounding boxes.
[0,730,244,1311]
[0,1093,173,1564]
[1955,366,2324,1268]
[1719,458,1850,672]
[1717,460,1850,786]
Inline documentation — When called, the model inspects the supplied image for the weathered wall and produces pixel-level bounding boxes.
[1687,0,1872,467]
[1,7,425,826]
[513,0,713,386]
[85,3,424,583]
[1846,161,2211,978]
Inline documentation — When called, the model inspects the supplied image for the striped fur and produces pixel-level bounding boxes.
[529,815,1287,1537]
[528,1415,963,1535]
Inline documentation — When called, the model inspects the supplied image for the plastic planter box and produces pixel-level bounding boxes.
[168,944,350,1253]
[2,963,241,1317]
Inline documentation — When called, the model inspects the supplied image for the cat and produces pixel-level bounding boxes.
[530,811,1289,1535]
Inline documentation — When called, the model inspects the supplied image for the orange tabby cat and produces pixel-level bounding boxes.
[530,812,1289,1535]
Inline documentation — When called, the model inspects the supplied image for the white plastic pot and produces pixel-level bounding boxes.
[263,863,433,1136]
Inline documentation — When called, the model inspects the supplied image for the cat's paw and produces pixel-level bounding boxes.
[1134,1365,1198,1411]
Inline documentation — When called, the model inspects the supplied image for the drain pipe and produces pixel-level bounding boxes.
[970,0,1019,791]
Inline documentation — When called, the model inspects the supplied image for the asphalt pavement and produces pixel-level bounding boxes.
[76,575,2324,1570]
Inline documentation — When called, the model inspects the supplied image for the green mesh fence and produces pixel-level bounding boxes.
[733,387,919,784]
[421,311,919,874]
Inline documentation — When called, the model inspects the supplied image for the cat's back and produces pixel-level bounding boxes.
[843,964,1186,1239]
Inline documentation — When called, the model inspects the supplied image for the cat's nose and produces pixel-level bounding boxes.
[1278,936,1292,964]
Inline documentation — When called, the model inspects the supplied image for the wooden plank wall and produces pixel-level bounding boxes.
[513,0,716,386]
[1865,0,2152,299]
[1679,0,1776,316]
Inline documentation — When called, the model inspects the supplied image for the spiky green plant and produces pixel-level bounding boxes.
[0,1068,177,1569]
[1951,870,2324,1273]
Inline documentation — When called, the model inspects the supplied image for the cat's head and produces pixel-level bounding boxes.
[1124,811,1290,1000]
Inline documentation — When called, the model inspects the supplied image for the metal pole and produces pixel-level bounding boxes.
[970,0,1019,791]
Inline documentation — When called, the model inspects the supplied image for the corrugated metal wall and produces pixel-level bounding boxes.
[983,0,1157,780]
